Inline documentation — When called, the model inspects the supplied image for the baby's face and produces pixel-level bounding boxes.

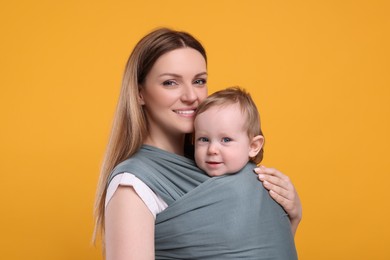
[194,103,252,176]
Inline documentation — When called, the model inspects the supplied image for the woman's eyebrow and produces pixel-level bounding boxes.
[195,72,208,77]
[158,72,208,78]
[158,73,182,78]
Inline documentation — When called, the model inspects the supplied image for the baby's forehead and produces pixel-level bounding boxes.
[195,103,247,127]
[196,104,244,123]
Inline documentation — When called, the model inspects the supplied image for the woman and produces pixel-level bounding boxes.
[94,28,302,259]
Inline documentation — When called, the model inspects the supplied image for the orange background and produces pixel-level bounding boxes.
[1,1,389,259]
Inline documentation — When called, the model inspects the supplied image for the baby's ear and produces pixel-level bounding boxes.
[249,135,264,157]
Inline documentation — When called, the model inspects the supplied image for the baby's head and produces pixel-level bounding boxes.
[194,87,264,176]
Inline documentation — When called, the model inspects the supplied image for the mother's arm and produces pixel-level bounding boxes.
[255,166,302,236]
[105,186,155,260]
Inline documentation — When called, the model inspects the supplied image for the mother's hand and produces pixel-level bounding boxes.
[254,166,302,236]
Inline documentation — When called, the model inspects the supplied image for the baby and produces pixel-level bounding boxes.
[193,87,297,259]
[194,86,264,176]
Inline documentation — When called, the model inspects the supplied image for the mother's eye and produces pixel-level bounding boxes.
[162,80,177,86]
[193,78,207,85]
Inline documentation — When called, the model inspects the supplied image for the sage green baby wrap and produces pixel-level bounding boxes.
[109,145,297,259]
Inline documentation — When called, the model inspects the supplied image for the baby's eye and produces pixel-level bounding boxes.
[221,137,232,143]
[193,78,207,85]
[162,80,177,86]
[198,137,209,142]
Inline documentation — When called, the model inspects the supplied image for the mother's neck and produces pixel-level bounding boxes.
[143,134,185,156]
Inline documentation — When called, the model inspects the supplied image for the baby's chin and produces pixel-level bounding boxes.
[205,170,234,177]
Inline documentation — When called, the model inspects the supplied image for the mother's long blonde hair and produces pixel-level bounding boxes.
[93,28,207,244]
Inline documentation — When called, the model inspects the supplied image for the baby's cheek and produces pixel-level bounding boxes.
[194,147,203,165]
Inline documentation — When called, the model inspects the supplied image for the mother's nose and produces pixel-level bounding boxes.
[181,85,197,103]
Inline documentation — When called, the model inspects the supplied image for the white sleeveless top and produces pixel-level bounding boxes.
[105,172,168,218]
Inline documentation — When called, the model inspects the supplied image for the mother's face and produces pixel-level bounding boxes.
[139,47,208,137]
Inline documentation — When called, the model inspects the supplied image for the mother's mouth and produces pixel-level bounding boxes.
[173,109,196,115]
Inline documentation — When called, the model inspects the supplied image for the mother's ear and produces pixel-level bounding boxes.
[249,135,264,157]
[138,87,145,105]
